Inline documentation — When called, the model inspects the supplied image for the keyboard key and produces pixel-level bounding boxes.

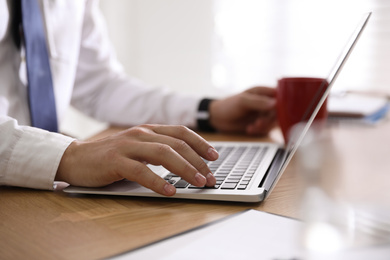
[174,179,189,188]
[227,177,241,181]
[221,182,237,189]
[237,184,247,190]
[188,185,204,189]
[163,145,267,191]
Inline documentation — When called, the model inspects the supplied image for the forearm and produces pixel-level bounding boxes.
[72,76,201,127]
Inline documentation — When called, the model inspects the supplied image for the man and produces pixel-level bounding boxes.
[0,0,276,196]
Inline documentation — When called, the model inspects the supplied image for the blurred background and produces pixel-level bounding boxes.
[61,0,390,138]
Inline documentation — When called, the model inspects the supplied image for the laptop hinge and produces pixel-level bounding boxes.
[259,148,286,193]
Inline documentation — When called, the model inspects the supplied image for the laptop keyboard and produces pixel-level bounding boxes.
[163,145,267,190]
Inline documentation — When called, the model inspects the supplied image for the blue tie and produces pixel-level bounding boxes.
[21,0,58,132]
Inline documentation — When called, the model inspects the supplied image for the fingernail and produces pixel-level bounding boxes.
[163,183,176,196]
[207,147,219,160]
[195,172,207,186]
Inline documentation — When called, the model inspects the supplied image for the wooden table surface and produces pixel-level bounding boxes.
[1,118,389,260]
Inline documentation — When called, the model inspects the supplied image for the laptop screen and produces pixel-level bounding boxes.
[264,12,372,197]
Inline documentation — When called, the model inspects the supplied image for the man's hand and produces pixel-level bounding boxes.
[209,86,276,135]
[56,125,218,196]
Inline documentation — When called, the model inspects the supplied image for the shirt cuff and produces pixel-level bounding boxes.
[4,126,74,190]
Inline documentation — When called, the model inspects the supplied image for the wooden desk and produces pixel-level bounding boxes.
[1,119,389,260]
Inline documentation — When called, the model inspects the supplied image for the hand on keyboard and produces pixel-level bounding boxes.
[56,124,218,196]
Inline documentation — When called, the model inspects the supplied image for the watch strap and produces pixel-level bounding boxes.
[197,98,216,132]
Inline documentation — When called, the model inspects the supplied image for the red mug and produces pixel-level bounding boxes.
[276,77,328,144]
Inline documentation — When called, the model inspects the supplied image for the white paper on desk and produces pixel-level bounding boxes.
[111,209,304,260]
[328,93,388,117]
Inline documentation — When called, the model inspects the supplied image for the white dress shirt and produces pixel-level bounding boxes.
[0,0,200,190]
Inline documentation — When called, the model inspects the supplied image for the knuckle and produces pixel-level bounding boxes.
[182,162,196,175]
[175,125,190,137]
[172,139,189,152]
[195,159,210,173]
[139,124,155,129]
[127,162,146,182]
[126,126,150,138]
[156,143,173,154]
[194,137,207,149]
[149,176,162,189]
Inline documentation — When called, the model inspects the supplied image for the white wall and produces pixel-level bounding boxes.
[99,0,216,96]
[61,0,217,139]
[100,0,390,95]
[62,0,390,139]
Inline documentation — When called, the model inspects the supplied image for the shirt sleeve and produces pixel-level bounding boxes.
[0,115,74,190]
[71,0,201,128]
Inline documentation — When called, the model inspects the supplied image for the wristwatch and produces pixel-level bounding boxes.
[197,98,216,132]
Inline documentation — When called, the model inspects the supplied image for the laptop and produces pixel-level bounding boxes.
[64,13,371,203]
